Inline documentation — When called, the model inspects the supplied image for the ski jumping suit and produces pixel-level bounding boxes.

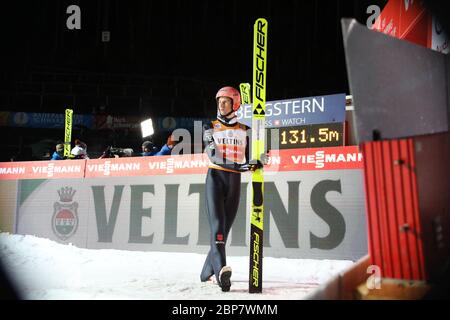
[200,119,250,283]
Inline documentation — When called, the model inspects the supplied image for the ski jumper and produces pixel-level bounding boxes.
[200,119,250,283]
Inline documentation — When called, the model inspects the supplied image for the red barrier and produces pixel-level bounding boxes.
[0,146,363,180]
[0,159,86,180]
[361,132,450,282]
[362,139,425,281]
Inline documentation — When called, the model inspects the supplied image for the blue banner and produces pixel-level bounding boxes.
[235,93,346,128]
[8,112,94,129]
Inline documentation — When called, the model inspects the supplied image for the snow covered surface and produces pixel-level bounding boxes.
[0,232,353,300]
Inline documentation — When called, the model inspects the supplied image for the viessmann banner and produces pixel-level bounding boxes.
[5,146,368,261]
[0,146,362,180]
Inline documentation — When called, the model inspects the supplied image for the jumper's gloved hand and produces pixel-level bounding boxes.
[240,151,270,172]
[240,159,264,172]
[204,129,214,144]
[203,128,216,151]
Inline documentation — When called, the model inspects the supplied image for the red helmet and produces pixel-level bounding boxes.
[215,86,241,111]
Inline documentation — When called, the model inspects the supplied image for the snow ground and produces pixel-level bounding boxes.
[0,232,353,300]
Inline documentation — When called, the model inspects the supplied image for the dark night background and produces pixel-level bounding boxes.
[0,0,394,160]
[2,0,450,302]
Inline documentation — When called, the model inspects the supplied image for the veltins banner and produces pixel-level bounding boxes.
[16,169,367,261]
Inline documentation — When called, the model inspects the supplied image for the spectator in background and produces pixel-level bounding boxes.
[141,134,176,156]
[99,146,134,158]
[51,143,65,160]
[71,139,89,159]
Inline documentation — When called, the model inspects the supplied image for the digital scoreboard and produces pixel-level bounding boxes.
[237,93,347,150]
[267,122,344,149]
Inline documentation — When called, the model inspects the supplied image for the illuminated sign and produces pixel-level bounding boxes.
[236,93,346,128]
[268,122,344,149]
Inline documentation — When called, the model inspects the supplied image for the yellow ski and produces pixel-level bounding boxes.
[64,109,73,158]
[239,83,251,105]
[249,18,267,294]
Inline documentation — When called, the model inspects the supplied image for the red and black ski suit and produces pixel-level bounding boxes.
[200,119,253,283]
